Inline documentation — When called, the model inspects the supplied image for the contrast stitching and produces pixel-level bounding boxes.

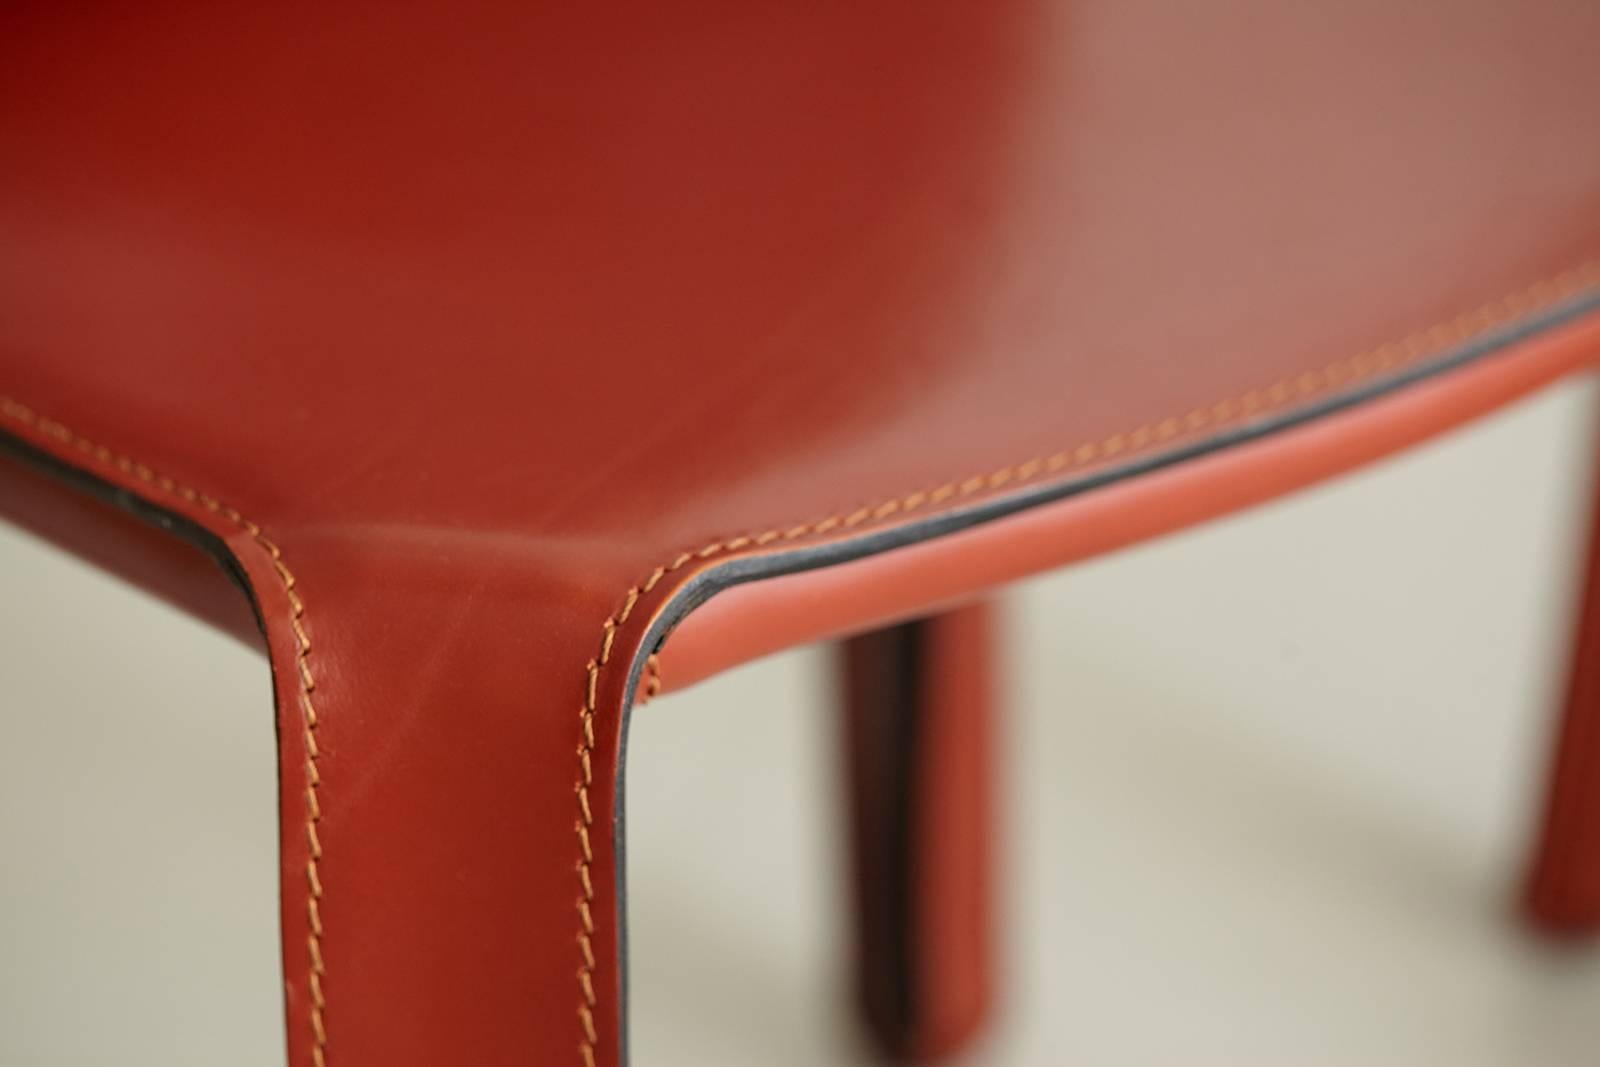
[0,398,331,1067]
[0,260,1587,1067]
[573,259,1600,1066]
[639,655,663,706]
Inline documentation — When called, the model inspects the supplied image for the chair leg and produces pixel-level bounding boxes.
[1525,485,1600,935]
[839,602,996,1061]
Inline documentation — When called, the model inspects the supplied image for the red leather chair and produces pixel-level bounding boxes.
[4,4,1599,1064]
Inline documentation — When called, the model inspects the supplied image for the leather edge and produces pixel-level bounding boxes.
[609,285,1600,1061]
[0,429,265,632]
[652,287,1600,690]
[646,286,1600,657]
[0,412,326,1067]
[4,282,1599,1067]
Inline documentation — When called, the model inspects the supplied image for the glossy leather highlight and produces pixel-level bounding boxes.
[3,3,1600,1065]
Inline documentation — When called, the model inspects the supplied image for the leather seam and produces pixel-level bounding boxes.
[573,258,1600,1066]
[0,260,1590,1067]
[0,398,330,1067]
[639,654,663,706]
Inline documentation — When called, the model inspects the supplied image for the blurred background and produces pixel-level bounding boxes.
[5,377,1600,1065]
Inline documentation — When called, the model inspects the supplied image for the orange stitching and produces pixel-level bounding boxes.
[573,259,1600,1065]
[637,655,663,706]
[0,398,330,1067]
[0,261,1590,1067]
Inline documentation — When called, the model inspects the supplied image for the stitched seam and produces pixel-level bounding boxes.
[573,259,1600,1066]
[638,655,663,706]
[0,399,330,1067]
[0,259,1584,1067]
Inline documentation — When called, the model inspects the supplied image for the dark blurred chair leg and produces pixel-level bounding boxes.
[1525,461,1600,935]
[840,601,996,1061]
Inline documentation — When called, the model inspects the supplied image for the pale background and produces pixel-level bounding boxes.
[4,377,1600,1065]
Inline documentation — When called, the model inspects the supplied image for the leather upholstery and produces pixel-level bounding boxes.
[0,441,263,649]
[841,604,994,1060]
[3,3,1600,1065]
[1527,452,1600,932]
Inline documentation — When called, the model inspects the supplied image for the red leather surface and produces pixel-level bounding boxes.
[0,449,264,650]
[3,4,1600,1065]
[915,605,996,1061]
[839,603,995,1061]
[664,313,1600,689]
[1526,428,1600,933]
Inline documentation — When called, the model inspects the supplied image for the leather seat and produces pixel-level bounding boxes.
[4,3,1600,1065]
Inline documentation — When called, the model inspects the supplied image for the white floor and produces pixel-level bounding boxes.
[5,378,1600,1065]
